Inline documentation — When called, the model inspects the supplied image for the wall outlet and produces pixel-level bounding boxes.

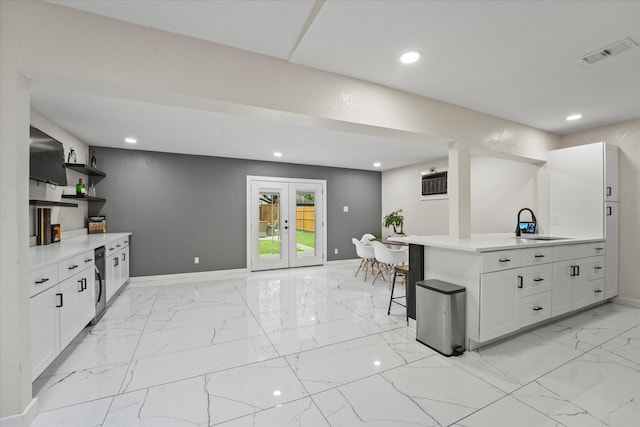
[334,248,338,254]
[194,256,199,264]
[343,206,349,213]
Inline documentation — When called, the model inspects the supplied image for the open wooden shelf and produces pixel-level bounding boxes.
[29,199,79,208]
[61,194,106,203]
[64,163,106,178]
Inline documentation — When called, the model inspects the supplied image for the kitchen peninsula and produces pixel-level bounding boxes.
[395,233,610,350]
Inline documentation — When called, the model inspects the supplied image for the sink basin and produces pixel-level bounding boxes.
[512,236,569,241]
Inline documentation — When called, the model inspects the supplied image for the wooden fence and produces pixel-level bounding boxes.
[259,204,315,232]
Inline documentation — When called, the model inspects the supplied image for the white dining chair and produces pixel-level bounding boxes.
[360,233,376,243]
[371,240,408,288]
[352,238,376,282]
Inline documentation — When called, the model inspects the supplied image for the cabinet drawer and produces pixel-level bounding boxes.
[518,264,552,297]
[30,264,58,297]
[481,250,521,273]
[521,247,552,265]
[587,243,606,257]
[58,251,93,282]
[553,243,590,261]
[519,292,552,328]
[585,256,605,281]
[573,278,605,310]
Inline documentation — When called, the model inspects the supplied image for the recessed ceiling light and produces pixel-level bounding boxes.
[124,137,137,144]
[566,114,583,121]
[274,152,283,158]
[272,390,281,397]
[400,51,420,64]
[373,162,381,168]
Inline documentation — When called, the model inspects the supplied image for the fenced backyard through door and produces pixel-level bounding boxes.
[248,177,326,271]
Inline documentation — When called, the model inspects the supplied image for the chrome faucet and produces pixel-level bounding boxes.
[515,208,537,236]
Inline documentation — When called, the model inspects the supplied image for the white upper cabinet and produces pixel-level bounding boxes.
[605,144,619,202]
[549,142,605,238]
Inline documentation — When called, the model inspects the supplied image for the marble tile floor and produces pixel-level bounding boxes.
[31,261,640,426]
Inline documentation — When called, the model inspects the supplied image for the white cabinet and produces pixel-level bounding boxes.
[30,285,60,380]
[549,142,619,300]
[479,250,553,342]
[552,246,605,317]
[78,268,95,332]
[106,237,130,303]
[58,273,84,349]
[549,143,605,238]
[605,202,619,298]
[479,269,519,342]
[120,245,129,285]
[552,260,573,317]
[605,144,619,201]
[106,251,120,303]
[478,242,608,344]
[519,292,552,328]
[30,262,95,380]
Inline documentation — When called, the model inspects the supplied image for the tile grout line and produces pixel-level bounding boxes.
[450,308,640,427]
[99,281,164,425]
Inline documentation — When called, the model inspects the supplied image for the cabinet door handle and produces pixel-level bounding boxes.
[122,252,126,261]
[533,277,544,282]
[83,278,87,290]
[499,258,511,263]
[56,293,63,308]
[35,278,49,284]
[606,186,612,197]
[606,206,612,216]
[533,306,544,311]
[84,258,93,263]
[517,275,523,288]
[575,265,580,276]
[78,279,84,292]
[68,264,79,270]
[570,266,575,277]
[534,254,545,258]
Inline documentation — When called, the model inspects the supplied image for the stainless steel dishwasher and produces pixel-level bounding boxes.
[92,246,106,324]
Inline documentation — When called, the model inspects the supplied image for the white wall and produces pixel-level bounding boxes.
[382,156,546,236]
[560,118,640,304]
[29,110,89,238]
[0,3,32,419]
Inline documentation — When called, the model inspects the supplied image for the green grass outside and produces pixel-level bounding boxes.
[259,230,315,255]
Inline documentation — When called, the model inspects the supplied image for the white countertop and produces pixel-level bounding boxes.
[30,233,132,270]
[389,233,603,253]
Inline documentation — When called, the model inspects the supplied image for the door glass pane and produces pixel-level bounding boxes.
[295,191,316,258]
[258,192,281,261]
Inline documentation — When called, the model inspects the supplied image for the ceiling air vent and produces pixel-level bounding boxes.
[579,37,638,65]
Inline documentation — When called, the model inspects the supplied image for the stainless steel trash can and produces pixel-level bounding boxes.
[416,279,465,356]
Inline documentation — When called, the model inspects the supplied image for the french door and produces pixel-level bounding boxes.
[248,177,326,271]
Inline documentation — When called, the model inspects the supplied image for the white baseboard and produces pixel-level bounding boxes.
[128,268,250,284]
[128,261,361,284]
[0,398,38,427]
[613,296,640,308]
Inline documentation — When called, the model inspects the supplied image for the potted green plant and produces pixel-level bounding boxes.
[383,209,404,235]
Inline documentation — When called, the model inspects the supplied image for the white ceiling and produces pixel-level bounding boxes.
[34,0,640,170]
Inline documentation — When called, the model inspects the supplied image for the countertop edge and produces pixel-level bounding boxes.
[30,232,132,271]
[388,234,605,253]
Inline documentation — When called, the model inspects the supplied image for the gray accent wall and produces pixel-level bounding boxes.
[91,147,381,277]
